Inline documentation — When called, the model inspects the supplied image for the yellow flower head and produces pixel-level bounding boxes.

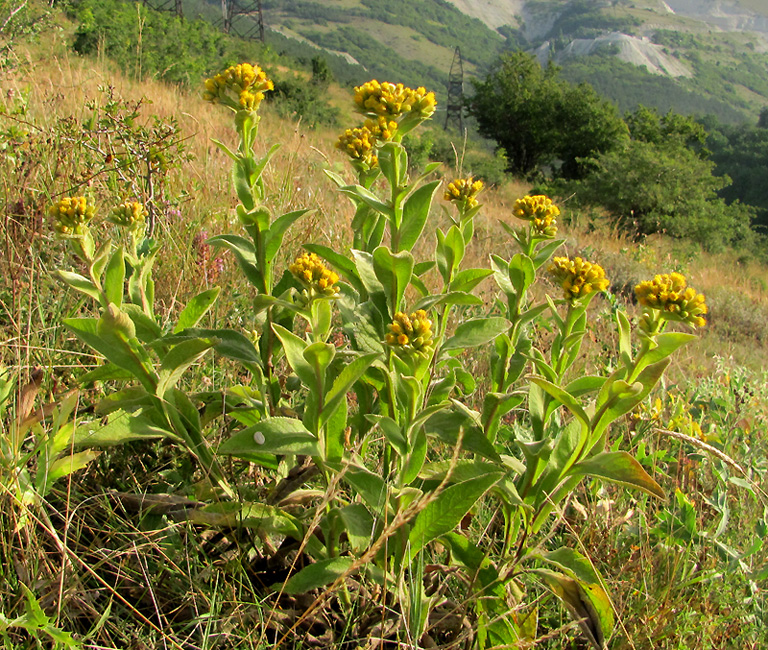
[444,177,484,210]
[512,195,559,238]
[335,125,378,169]
[202,63,273,112]
[289,252,340,298]
[364,116,399,142]
[49,196,95,237]
[108,201,147,231]
[353,80,436,124]
[385,310,434,358]
[548,256,609,302]
[635,273,707,328]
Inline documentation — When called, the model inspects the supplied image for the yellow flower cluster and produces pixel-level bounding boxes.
[335,126,378,168]
[385,310,434,358]
[634,273,707,328]
[444,177,484,209]
[108,201,147,230]
[289,252,340,297]
[49,196,95,236]
[353,80,436,122]
[202,63,274,112]
[364,116,399,142]
[512,195,559,238]
[548,256,609,301]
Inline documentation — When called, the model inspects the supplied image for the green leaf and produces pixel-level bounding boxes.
[304,342,335,381]
[55,270,102,302]
[399,180,440,251]
[564,375,606,399]
[233,159,255,210]
[442,317,512,351]
[508,254,535,295]
[75,409,172,447]
[351,250,389,320]
[616,310,631,362]
[535,418,585,499]
[367,415,407,456]
[408,472,502,555]
[591,358,670,445]
[372,246,414,316]
[219,417,320,457]
[78,363,135,384]
[537,546,615,648]
[208,234,262,289]
[320,353,379,428]
[413,291,482,312]
[174,328,261,365]
[572,451,665,499]
[401,426,427,485]
[211,138,239,161]
[272,324,314,388]
[186,502,302,538]
[282,557,355,595]
[46,450,101,484]
[637,332,697,371]
[63,317,157,391]
[174,288,221,333]
[340,184,394,220]
[450,268,494,293]
[104,246,125,307]
[344,463,389,514]
[122,304,163,342]
[532,238,564,268]
[324,390,348,462]
[420,459,505,484]
[531,377,590,430]
[265,209,310,264]
[425,411,502,463]
[157,338,216,397]
[435,226,465,283]
[339,504,374,553]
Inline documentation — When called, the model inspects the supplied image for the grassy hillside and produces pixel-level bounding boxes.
[2,7,768,649]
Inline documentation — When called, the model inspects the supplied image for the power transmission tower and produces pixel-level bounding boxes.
[220,0,265,42]
[444,46,464,133]
[143,0,183,18]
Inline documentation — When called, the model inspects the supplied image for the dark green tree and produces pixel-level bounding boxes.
[625,105,707,150]
[706,120,768,227]
[574,138,753,249]
[469,51,626,178]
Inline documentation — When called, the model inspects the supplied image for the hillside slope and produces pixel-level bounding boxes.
[180,1,768,120]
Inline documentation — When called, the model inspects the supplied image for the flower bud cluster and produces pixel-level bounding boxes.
[364,116,399,142]
[108,201,147,232]
[635,273,707,328]
[289,252,340,298]
[548,256,609,301]
[386,310,433,358]
[203,63,274,112]
[49,196,95,237]
[512,195,559,238]
[353,80,436,122]
[444,177,484,210]
[335,126,379,169]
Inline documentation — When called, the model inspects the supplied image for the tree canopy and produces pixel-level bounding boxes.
[468,51,627,179]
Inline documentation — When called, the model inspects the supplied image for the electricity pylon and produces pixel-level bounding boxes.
[142,0,183,18]
[220,0,265,42]
[444,46,464,133]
